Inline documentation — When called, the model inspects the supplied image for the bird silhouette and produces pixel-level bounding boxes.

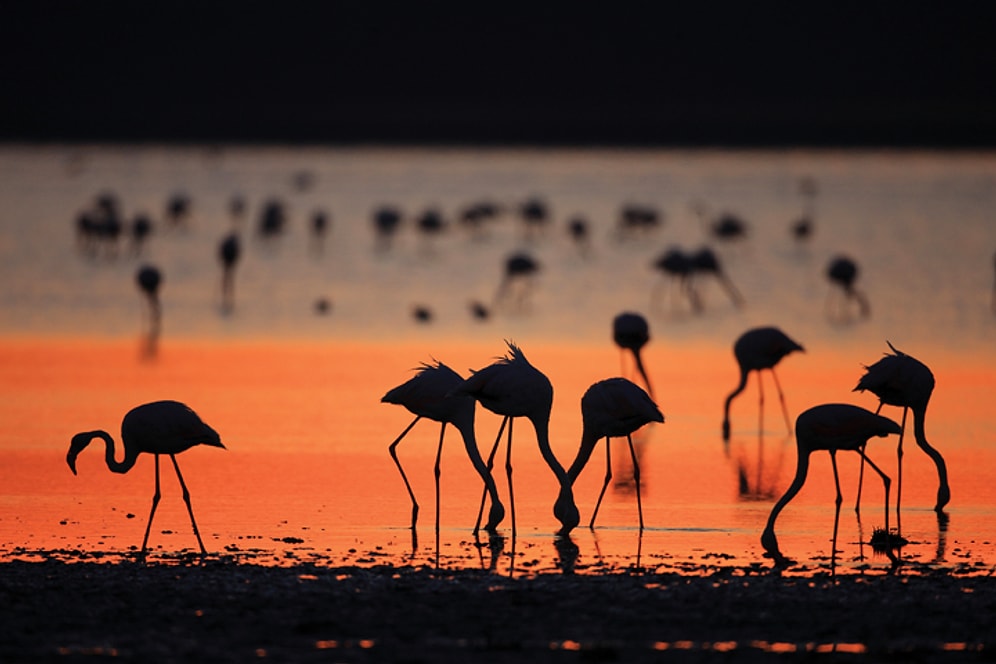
[66,400,225,556]
[826,255,870,320]
[722,327,804,441]
[854,341,950,513]
[651,247,698,312]
[761,403,901,566]
[790,176,818,242]
[689,247,744,310]
[453,341,579,535]
[382,361,505,536]
[218,232,241,313]
[564,378,664,532]
[494,252,540,313]
[136,264,162,356]
[612,312,654,399]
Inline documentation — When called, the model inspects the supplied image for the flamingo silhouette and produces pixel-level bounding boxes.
[612,312,654,399]
[722,327,804,441]
[761,403,901,566]
[66,400,225,556]
[453,341,579,535]
[136,264,162,355]
[854,341,950,513]
[564,378,664,532]
[826,255,870,320]
[381,360,505,535]
[218,232,241,313]
[494,252,540,313]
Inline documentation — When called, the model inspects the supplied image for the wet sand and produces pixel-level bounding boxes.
[2,556,993,662]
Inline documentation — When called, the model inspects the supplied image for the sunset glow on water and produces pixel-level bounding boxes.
[1,145,994,576]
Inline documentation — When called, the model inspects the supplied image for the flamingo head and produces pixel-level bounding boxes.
[67,432,94,475]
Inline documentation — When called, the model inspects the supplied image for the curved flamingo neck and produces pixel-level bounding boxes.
[724,368,749,417]
[530,415,567,483]
[911,404,950,509]
[93,430,139,474]
[761,447,811,553]
[566,428,601,485]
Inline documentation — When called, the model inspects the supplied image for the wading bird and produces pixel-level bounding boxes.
[382,361,505,535]
[761,403,901,566]
[454,341,579,535]
[612,312,654,399]
[564,378,664,532]
[854,342,950,513]
[826,255,870,320]
[136,264,162,355]
[722,327,804,441]
[218,232,241,313]
[66,400,225,556]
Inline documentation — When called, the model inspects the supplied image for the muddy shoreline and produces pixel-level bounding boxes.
[1,558,994,662]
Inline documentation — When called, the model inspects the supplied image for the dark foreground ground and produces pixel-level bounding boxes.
[2,558,994,663]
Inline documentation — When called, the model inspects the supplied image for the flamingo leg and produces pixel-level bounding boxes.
[857,449,897,565]
[589,437,613,529]
[141,454,162,556]
[474,416,508,534]
[388,416,422,531]
[830,451,842,571]
[434,422,445,568]
[769,368,792,435]
[505,418,516,538]
[628,434,644,532]
[757,369,765,437]
[855,402,885,513]
[170,454,207,556]
[896,407,908,532]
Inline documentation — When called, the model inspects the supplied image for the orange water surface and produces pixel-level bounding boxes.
[1,337,994,576]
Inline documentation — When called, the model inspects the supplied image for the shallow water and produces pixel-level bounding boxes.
[0,145,994,576]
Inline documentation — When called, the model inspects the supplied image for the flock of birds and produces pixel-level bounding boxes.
[70,174,894,357]
[66,311,949,570]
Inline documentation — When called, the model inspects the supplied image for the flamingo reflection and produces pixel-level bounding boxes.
[66,400,225,557]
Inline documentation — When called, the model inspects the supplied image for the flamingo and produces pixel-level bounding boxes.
[218,232,240,313]
[761,403,901,566]
[564,378,664,532]
[494,251,540,313]
[453,341,579,535]
[722,327,804,441]
[381,361,505,535]
[66,400,225,556]
[826,255,870,320]
[612,312,654,399]
[136,264,162,355]
[854,341,950,513]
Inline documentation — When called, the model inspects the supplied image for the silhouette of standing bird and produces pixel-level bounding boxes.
[453,341,579,535]
[761,403,900,566]
[854,341,950,513]
[136,264,162,356]
[564,378,664,532]
[494,251,540,313]
[66,400,225,556]
[826,255,870,320]
[612,312,654,399]
[722,327,804,441]
[382,361,505,536]
[218,232,241,313]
